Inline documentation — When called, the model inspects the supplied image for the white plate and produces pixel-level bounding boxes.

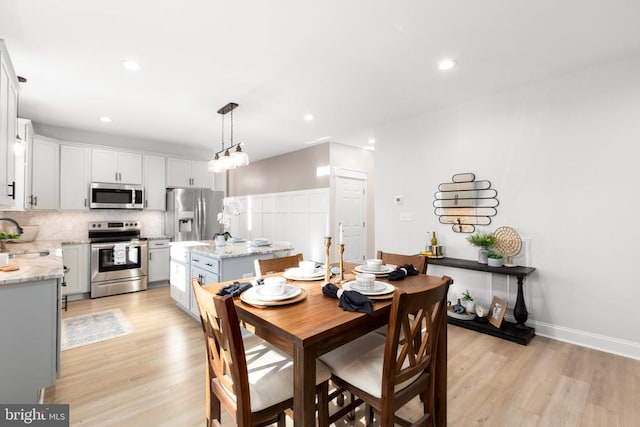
[251,240,272,247]
[342,281,395,296]
[354,264,395,274]
[350,281,387,292]
[247,285,302,302]
[284,267,324,279]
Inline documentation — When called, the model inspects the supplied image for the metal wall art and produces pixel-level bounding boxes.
[433,173,499,233]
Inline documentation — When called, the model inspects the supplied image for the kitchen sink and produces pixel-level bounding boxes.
[9,249,51,258]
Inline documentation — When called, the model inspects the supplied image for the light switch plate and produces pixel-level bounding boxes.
[399,212,413,221]
[395,195,403,205]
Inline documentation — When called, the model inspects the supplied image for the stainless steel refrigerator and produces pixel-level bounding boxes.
[165,188,224,241]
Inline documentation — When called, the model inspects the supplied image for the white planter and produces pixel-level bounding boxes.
[214,235,226,246]
[488,257,503,267]
[463,300,475,314]
[477,247,489,264]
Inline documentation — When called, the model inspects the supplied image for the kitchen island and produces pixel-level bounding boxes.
[0,241,65,403]
[169,240,293,318]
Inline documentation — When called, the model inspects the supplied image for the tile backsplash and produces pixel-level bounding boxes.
[0,210,164,241]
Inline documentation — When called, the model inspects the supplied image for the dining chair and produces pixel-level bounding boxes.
[377,250,428,274]
[319,277,451,427]
[191,279,331,426]
[254,253,304,277]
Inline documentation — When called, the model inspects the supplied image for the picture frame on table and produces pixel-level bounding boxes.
[489,296,507,328]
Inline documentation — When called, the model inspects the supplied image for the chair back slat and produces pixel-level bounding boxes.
[254,253,304,277]
[382,281,448,395]
[377,250,428,274]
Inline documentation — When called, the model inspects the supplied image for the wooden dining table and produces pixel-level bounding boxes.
[204,262,452,427]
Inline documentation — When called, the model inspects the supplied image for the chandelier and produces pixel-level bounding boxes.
[208,102,249,173]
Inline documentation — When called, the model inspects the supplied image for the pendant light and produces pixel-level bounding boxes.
[207,102,250,173]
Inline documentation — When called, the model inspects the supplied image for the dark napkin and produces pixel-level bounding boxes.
[217,280,259,297]
[322,283,373,315]
[387,264,419,281]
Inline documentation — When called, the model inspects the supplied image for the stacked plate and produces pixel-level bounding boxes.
[240,284,307,307]
[247,284,302,302]
[283,267,325,281]
[353,264,395,276]
[342,280,395,296]
[250,238,271,247]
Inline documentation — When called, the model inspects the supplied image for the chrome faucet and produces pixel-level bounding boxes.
[0,218,23,234]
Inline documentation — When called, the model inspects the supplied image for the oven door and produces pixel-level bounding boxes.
[91,241,148,283]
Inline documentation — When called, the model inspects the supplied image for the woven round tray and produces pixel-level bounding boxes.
[493,226,522,266]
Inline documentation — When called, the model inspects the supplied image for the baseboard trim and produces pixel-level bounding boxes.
[531,320,640,361]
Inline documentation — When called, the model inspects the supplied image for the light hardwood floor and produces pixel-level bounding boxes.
[46,287,640,426]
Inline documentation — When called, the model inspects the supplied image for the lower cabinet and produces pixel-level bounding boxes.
[170,248,273,318]
[148,239,170,283]
[0,278,61,403]
[169,258,189,309]
[62,243,90,296]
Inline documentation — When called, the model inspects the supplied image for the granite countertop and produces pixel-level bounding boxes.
[190,240,294,259]
[0,240,65,286]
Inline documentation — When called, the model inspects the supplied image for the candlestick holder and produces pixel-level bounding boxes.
[323,236,332,285]
[337,243,346,284]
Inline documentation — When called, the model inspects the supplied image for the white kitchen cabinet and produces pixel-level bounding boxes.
[148,239,170,283]
[189,252,220,317]
[143,154,166,210]
[166,157,212,188]
[27,136,59,210]
[62,243,90,295]
[60,145,91,210]
[11,119,32,210]
[91,148,142,184]
[169,258,189,310]
[190,160,212,188]
[0,40,19,208]
[0,277,61,403]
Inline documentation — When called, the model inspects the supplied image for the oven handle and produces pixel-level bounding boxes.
[91,241,148,250]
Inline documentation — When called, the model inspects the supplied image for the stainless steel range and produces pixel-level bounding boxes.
[89,221,148,298]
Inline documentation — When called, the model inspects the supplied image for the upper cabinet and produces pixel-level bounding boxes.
[166,158,212,189]
[27,136,59,210]
[60,145,91,210]
[143,154,166,210]
[0,40,19,208]
[91,148,142,184]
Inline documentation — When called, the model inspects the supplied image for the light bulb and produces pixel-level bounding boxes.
[231,145,249,166]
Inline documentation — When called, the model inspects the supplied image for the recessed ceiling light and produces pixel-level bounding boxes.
[304,114,314,121]
[122,60,141,71]
[438,59,456,71]
[100,116,112,123]
[368,139,376,144]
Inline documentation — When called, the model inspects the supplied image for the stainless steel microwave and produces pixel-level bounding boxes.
[90,183,144,209]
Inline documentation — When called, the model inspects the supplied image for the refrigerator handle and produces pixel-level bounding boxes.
[201,194,207,239]
[195,195,202,240]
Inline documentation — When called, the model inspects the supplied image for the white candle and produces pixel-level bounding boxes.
[325,216,330,237]
[339,223,344,244]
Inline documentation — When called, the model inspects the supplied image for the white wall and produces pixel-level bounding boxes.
[228,188,329,262]
[375,55,640,359]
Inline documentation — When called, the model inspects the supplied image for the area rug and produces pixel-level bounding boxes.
[61,308,135,351]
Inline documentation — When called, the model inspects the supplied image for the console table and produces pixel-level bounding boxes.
[428,257,536,345]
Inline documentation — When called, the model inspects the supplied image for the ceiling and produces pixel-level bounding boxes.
[1,0,639,161]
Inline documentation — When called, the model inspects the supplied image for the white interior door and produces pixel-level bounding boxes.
[335,173,366,263]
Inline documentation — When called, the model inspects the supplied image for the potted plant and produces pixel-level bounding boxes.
[466,231,496,264]
[0,231,20,252]
[487,251,504,267]
[461,289,475,313]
